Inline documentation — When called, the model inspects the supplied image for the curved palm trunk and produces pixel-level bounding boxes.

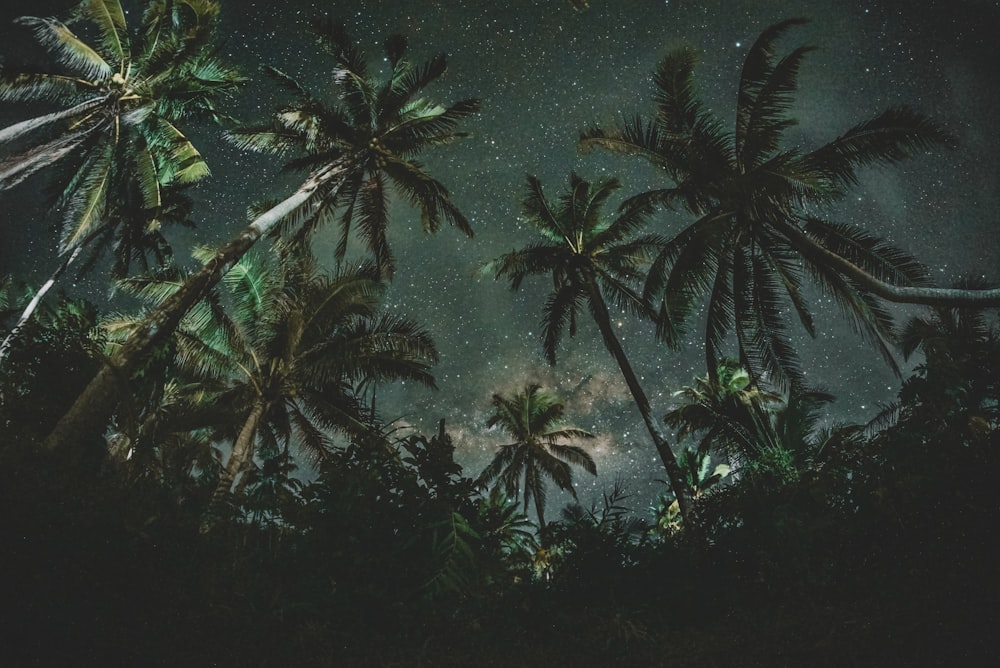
[583,277,695,525]
[202,398,266,530]
[777,220,1000,306]
[0,245,84,364]
[43,163,345,453]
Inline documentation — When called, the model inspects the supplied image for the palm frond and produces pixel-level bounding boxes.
[735,18,809,161]
[800,216,931,287]
[61,142,113,251]
[261,65,312,101]
[541,283,585,365]
[77,0,129,63]
[579,115,671,172]
[738,45,815,170]
[546,442,598,476]
[0,72,96,104]
[801,106,952,193]
[803,250,902,378]
[652,47,704,134]
[15,16,112,80]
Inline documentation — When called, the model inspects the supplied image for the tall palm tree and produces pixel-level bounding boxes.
[477,383,596,528]
[111,247,439,524]
[0,0,242,360]
[580,18,1000,389]
[483,173,696,525]
[44,20,478,452]
[226,19,480,278]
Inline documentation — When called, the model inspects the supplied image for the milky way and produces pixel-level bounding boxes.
[2,0,998,510]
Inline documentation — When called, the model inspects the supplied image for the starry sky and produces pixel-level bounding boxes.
[2,0,999,511]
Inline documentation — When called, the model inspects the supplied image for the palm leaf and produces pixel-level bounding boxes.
[547,442,597,476]
[541,283,585,365]
[61,142,113,250]
[0,72,96,104]
[15,16,112,80]
[738,46,815,170]
[734,18,809,161]
[77,0,129,63]
[801,106,952,192]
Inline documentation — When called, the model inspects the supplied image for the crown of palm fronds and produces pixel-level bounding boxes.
[579,18,950,390]
[224,19,479,279]
[0,0,243,276]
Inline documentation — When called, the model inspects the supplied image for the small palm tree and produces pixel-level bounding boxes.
[0,0,242,360]
[580,18,999,389]
[483,173,697,524]
[665,359,784,469]
[477,383,596,529]
[111,247,439,524]
[227,20,479,278]
[666,358,836,473]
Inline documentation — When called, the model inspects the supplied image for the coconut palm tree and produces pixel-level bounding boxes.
[44,19,478,454]
[483,173,697,524]
[226,19,480,279]
[666,357,838,476]
[580,18,1000,389]
[477,383,596,529]
[110,247,439,525]
[0,0,242,361]
[665,358,784,470]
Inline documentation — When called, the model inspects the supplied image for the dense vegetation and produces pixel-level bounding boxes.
[2,2,998,665]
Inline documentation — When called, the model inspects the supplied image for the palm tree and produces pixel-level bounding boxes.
[666,357,837,478]
[477,383,596,529]
[483,173,697,524]
[0,0,242,361]
[895,278,1000,438]
[111,247,439,525]
[665,358,784,470]
[44,20,478,452]
[580,18,1000,389]
[226,19,480,278]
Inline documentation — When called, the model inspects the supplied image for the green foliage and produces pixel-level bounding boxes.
[0,0,243,277]
[0,285,104,445]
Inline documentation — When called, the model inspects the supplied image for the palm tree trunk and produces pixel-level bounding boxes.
[534,496,546,532]
[777,220,1000,306]
[43,162,346,453]
[583,276,696,526]
[203,398,266,529]
[0,245,84,364]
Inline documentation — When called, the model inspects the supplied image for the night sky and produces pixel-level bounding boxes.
[2,0,998,510]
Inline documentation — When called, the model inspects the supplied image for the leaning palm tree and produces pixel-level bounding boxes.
[110,247,439,526]
[44,20,478,452]
[483,173,696,525]
[226,19,479,278]
[477,383,596,529]
[580,18,1000,389]
[0,0,242,361]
